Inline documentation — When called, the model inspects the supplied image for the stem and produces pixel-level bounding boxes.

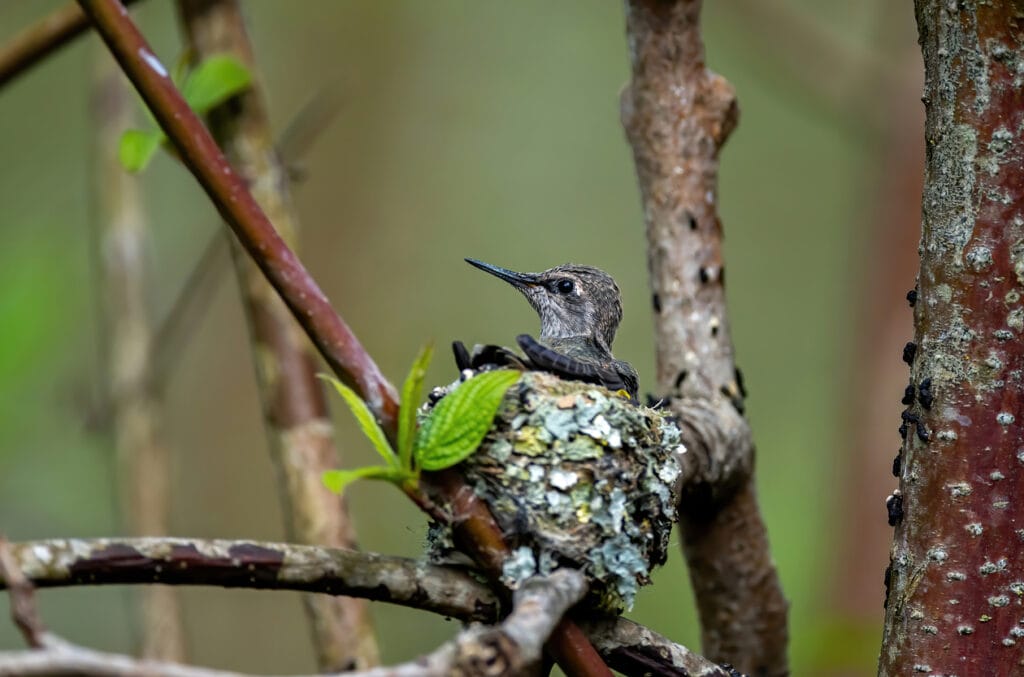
[0,0,141,88]
[175,0,378,669]
[77,0,399,432]
[92,51,185,662]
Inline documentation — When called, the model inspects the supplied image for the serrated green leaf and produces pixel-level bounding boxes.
[118,129,162,173]
[319,375,398,468]
[321,466,409,495]
[181,54,252,115]
[414,370,520,471]
[398,344,433,471]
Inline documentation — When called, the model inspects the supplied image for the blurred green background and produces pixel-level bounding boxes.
[0,1,923,674]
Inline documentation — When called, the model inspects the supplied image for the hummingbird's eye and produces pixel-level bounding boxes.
[556,279,575,294]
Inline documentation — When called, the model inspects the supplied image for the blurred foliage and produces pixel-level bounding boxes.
[0,1,920,674]
[120,53,254,172]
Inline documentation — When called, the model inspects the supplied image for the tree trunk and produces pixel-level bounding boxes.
[880,2,1024,674]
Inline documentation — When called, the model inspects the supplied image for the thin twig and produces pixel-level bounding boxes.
[0,0,141,89]
[176,0,378,667]
[0,539,45,649]
[78,0,400,430]
[92,50,186,662]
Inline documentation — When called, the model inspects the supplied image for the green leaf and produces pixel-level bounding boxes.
[319,375,398,468]
[118,129,162,173]
[321,466,410,495]
[181,54,252,115]
[398,344,434,471]
[414,370,520,471]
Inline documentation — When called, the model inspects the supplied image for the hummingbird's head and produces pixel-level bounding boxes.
[466,258,623,351]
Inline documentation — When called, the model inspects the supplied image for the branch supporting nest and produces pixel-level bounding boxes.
[0,537,727,676]
[0,550,584,677]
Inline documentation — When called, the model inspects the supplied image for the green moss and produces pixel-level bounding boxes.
[426,371,682,613]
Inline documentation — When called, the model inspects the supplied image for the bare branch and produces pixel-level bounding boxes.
[77,0,399,430]
[0,571,585,677]
[92,51,186,662]
[0,539,45,649]
[175,0,378,668]
[1,538,500,623]
[2,538,722,676]
[581,617,733,677]
[0,0,142,88]
[620,1,788,673]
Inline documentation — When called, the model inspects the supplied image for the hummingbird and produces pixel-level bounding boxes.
[455,258,639,402]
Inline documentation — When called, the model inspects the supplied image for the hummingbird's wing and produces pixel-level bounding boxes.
[451,340,529,372]
[515,334,638,402]
[452,341,472,371]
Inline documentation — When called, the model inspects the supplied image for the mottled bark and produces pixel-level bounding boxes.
[175,0,378,669]
[880,2,1024,675]
[2,538,500,622]
[0,571,585,677]
[620,1,788,674]
[92,54,185,661]
[2,538,716,676]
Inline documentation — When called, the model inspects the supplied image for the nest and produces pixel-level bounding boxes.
[426,371,683,612]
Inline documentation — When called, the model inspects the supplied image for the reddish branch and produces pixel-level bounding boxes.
[880,3,1024,674]
[76,0,399,431]
[175,0,378,668]
[620,1,788,674]
[0,0,140,88]
[77,1,608,674]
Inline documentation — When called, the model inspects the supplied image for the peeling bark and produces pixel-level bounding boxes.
[880,2,1024,674]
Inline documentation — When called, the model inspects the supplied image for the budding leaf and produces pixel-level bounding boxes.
[118,129,162,173]
[322,466,410,495]
[398,344,433,471]
[181,54,253,115]
[414,370,519,471]
[117,54,252,173]
[319,375,398,468]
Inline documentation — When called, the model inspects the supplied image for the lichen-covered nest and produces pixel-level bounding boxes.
[427,371,683,613]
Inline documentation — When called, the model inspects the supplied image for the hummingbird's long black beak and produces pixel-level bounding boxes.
[465,258,539,288]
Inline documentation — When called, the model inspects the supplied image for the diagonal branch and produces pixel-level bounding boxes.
[0,0,141,88]
[175,0,378,669]
[621,1,788,674]
[77,2,609,674]
[76,0,399,431]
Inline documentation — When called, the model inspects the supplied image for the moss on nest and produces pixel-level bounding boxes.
[426,371,683,613]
